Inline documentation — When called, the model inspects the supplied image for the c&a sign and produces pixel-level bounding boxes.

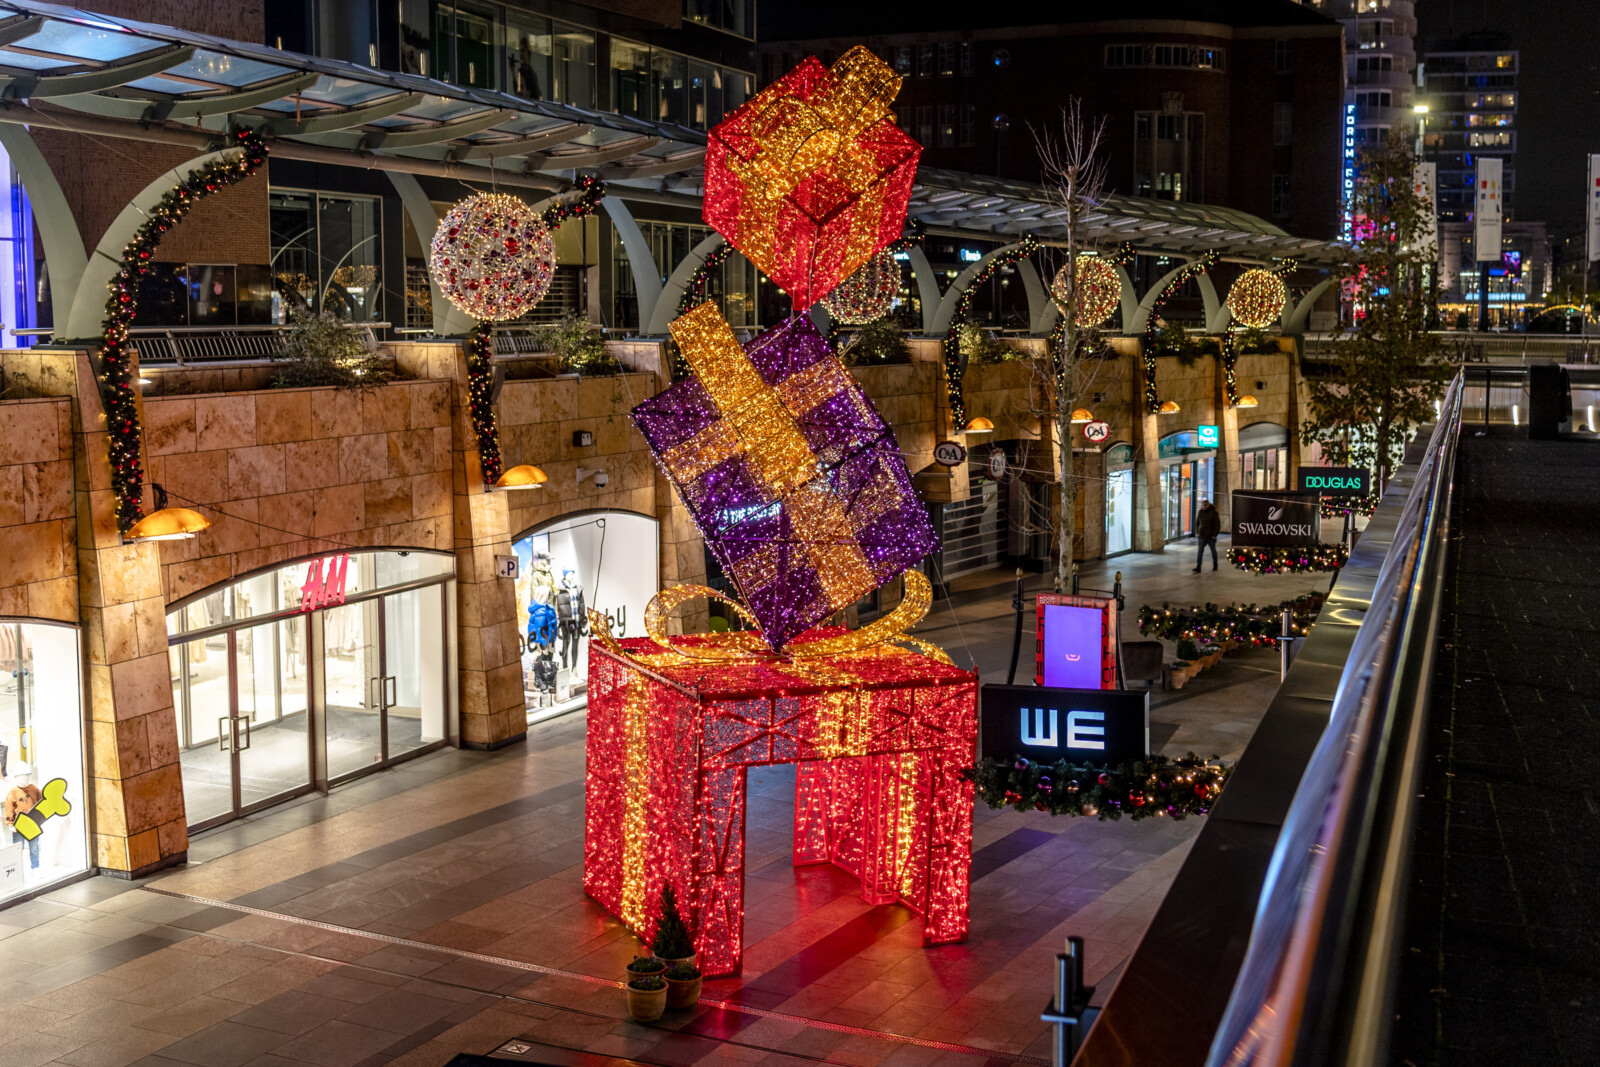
[979,684,1149,764]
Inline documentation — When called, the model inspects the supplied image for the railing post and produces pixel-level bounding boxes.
[1279,606,1294,681]
[1042,935,1099,1066]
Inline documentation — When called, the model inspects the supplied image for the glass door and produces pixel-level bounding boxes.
[322,589,446,778]
[323,599,384,780]
[383,588,447,759]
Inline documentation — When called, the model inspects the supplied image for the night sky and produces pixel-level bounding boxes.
[1419,0,1600,238]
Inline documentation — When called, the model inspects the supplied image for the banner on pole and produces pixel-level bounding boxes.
[1474,157,1503,258]
[1587,155,1600,262]
[1412,162,1438,259]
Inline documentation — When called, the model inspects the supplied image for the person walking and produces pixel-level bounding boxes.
[1194,500,1221,572]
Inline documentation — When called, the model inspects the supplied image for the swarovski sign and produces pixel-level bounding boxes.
[980,684,1149,763]
[1231,491,1319,548]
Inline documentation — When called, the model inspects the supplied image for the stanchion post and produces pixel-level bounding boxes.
[1006,568,1025,685]
[1279,606,1293,680]
[1042,935,1099,1066]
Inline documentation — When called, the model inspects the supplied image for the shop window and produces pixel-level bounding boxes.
[0,621,89,904]
[269,189,382,323]
[514,513,659,722]
[1273,102,1293,146]
[551,23,596,108]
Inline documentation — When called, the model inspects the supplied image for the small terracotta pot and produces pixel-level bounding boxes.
[628,978,667,1022]
[625,958,666,984]
[661,954,696,971]
[665,974,703,1009]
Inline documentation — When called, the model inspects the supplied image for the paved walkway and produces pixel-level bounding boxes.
[1390,430,1600,1066]
[0,540,1337,1067]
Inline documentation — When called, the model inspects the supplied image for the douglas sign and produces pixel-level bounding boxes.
[1230,491,1319,548]
[1295,466,1370,497]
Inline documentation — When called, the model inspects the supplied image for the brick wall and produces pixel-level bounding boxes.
[142,381,455,603]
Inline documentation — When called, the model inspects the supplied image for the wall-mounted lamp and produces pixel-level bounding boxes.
[124,484,210,542]
[493,464,548,491]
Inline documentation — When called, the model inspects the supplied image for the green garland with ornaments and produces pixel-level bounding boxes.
[1320,493,1378,519]
[942,234,1040,425]
[1229,542,1349,574]
[461,177,606,485]
[963,752,1229,821]
[101,128,269,533]
[1140,251,1216,415]
[1138,594,1324,646]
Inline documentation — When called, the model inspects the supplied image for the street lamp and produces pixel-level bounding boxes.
[1413,102,1429,156]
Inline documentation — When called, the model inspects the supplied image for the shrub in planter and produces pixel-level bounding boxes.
[651,886,695,967]
[536,313,619,376]
[627,975,667,1022]
[841,317,911,366]
[626,956,665,982]
[271,311,393,389]
[664,961,703,1010]
[1175,637,1201,662]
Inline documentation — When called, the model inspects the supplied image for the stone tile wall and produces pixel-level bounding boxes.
[0,397,78,621]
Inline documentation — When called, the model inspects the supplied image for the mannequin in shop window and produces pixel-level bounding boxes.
[526,554,559,701]
[2,747,40,872]
[556,570,586,672]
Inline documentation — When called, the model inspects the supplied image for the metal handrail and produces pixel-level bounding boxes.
[1206,371,1464,1066]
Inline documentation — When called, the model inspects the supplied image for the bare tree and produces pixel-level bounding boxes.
[1033,100,1110,594]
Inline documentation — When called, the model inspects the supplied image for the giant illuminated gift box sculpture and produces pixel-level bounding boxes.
[584,46,974,979]
[704,45,920,310]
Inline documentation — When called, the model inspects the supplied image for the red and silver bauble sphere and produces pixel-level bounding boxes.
[1051,255,1121,327]
[821,248,900,325]
[429,193,556,321]
[1226,269,1288,329]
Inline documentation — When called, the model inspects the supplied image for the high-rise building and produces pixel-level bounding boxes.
[1418,34,1518,222]
[1297,0,1420,145]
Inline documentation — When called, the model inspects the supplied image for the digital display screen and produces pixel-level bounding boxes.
[1041,604,1103,689]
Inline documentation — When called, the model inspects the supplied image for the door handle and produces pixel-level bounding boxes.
[238,716,251,751]
[385,676,397,708]
[218,716,231,752]
[369,676,381,709]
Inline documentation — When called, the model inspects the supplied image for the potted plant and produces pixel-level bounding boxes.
[626,955,666,984]
[1199,644,1223,668]
[651,886,696,968]
[627,974,668,1022]
[1176,638,1202,671]
[1168,661,1192,689]
[664,961,703,1010]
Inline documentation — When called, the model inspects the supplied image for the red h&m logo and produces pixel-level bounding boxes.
[300,554,350,612]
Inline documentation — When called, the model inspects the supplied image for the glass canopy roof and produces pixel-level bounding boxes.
[0,0,1342,265]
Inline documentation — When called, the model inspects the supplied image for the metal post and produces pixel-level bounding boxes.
[1279,606,1294,681]
[1113,571,1127,690]
[1071,565,1080,596]
[1006,568,1025,685]
[1478,262,1490,332]
[1042,935,1099,1066]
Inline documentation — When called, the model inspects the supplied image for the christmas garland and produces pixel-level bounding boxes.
[963,752,1229,821]
[942,234,1040,425]
[1229,542,1349,574]
[1138,595,1323,646]
[1140,251,1216,415]
[1320,493,1378,519]
[462,177,606,486]
[102,128,268,533]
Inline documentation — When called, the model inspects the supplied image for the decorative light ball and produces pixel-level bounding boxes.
[1226,269,1288,329]
[821,248,900,324]
[1051,255,1121,327]
[429,193,555,321]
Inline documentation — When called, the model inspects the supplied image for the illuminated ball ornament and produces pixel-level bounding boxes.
[1226,269,1288,329]
[1052,255,1121,327]
[429,193,555,321]
[822,248,900,324]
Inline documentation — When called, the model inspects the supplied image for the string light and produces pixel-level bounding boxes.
[965,753,1230,820]
[100,127,268,533]
[1138,595,1324,646]
[1051,254,1121,327]
[1141,252,1216,415]
[635,305,937,651]
[822,248,900,324]
[430,193,555,321]
[704,45,921,310]
[1226,268,1290,329]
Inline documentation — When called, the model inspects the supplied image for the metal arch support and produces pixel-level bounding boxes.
[0,14,44,48]
[51,71,322,124]
[1199,273,1233,333]
[386,171,476,337]
[1016,258,1055,336]
[1129,257,1201,336]
[454,123,591,160]
[530,136,662,172]
[930,243,1021,338]
[258,92,426,137]
[598,149,707,181]
[1116,262,1139,334]
[0,45,196,100]
[63,147,260,341]
[364,109,513,150]
[646,232,727,336]
[905,244,943,335]
[1283,277,1333,336]
[603,196,664,334]
[0,124,85,331]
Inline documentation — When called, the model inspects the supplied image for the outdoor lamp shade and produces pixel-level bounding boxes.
[1236,395,1260,408]
[494,464,549,489]
[1157,401,1181,415]
[124,506,210,542]
[1070,408,1094,423]
[962,416,995,433]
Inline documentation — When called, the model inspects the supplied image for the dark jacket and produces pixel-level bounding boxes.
[1196,505,1221,541]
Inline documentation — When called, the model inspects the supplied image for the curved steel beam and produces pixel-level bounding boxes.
[453,123,590,160]
[530,136,660,172]
[1129,258,1199,336]
[259,91,425,136]
[364,108,512,150]
[929,243,1020,337]
[905,245,943,335]
[0,123,85,329]
[598,148,706,181]
[387,171,476,337]
[1283,278,1333,336]
[602,196,663,333]
[1017,258,1054,336]
[52,71,321,123]
[0,45,195,100]
[647,232,726,336]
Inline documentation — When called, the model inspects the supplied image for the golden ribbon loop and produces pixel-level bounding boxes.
[586,569,949,673]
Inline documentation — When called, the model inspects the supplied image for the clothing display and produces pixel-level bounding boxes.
[533,652,557,694]
[528,602,557,649]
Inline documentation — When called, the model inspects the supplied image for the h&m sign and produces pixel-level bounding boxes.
[1295,466,1369,497]
[980,684,1149,764]
[1230,491,1319,548]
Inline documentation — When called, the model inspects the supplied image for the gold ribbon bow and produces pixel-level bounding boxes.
[586,568,949,675]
